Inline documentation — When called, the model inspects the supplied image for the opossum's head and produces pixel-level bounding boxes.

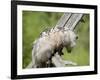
[63,29,78,53]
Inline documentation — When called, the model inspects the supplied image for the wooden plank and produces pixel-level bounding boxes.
[55,13,72,28]
[64,13,83,30]
[52,53,66,67]
[55,13,83,30]
[52,53,77,67]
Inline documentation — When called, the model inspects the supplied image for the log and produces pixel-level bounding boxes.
[52,53,66,67]
[55,13,72,28]
[55,13,83,30]
[64,13,83,30]
[52,53,77,67]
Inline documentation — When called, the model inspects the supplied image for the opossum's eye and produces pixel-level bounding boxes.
[76,36,78,40]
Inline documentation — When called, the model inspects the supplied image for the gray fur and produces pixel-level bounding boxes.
[32,27,78,68]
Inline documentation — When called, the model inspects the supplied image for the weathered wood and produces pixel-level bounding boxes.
[52,53,66,67]
[64,13,83,30]
[55,13,83,30]
[55,13,72,28]
[52,53,77,67]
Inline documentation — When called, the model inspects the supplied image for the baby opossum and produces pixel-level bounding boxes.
[32,27,78,68]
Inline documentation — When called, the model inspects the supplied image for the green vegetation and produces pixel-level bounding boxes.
[22,11,89,68]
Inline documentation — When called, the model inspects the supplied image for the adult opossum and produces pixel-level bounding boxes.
[32,27,78,68]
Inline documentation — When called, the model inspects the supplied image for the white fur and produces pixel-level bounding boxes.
[32,28,77,68]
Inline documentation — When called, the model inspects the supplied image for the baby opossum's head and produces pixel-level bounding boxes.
[63,29,78,53]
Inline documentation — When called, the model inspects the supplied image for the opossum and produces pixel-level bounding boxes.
[32,27,78,68]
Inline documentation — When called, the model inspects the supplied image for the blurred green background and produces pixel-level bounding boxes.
[22,11,89,68]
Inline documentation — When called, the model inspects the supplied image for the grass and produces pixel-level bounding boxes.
[22,11,89,68]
